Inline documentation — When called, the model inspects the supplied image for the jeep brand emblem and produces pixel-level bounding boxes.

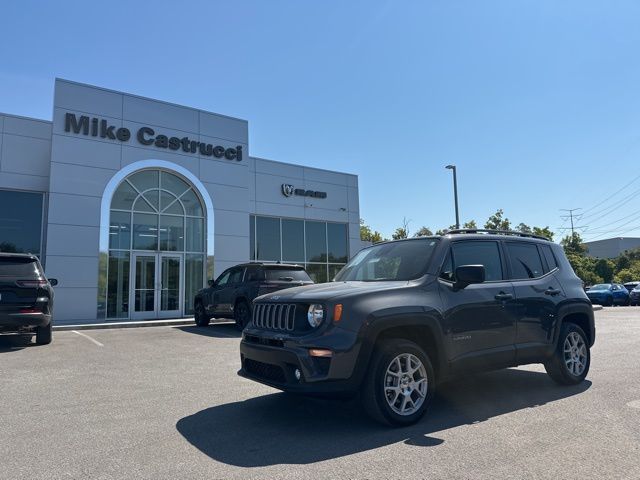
[281,184,295,197]
[271,296,281,301]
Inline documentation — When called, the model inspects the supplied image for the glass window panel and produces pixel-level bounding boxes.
[160,257,180,311]
[506,242,544,279]
[159,215,184,251]
[305,263,328,283]
[161,171,190,197]
[181,189,203,217]
[142,190,160,211]
[133,196,154,213]
[328,264,345,281]
[134,255,156,312]
[111,181,138,210]
[160,191,183,214]
[109,211,131,250]
[256,216,281,261]
[128,170,159,193]
[184,254,204,315]
[327,223,348,263]
[107,251,129,319]
[185,217,204,252]
[0,190,43,255]
[132,213,158,250]
[452,241,503,281]
[250,215,256,261]
[305,221,327,263]
[282,219,305,262]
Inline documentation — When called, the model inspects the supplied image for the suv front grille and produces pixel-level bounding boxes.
[253,303,296,331]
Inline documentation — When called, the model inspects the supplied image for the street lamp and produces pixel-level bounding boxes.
[445,165,460,229]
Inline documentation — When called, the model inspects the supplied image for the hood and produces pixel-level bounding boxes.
[255,280,410,303]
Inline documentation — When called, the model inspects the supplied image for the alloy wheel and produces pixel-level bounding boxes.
[563,331,587,376]
[383,353,428,416]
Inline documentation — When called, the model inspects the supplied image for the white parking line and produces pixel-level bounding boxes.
[71,330,104,347]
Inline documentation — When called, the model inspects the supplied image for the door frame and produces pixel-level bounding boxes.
[130,251,184,320]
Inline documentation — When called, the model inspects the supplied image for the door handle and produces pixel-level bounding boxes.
[495,292,513,301]
[545,288,561,296]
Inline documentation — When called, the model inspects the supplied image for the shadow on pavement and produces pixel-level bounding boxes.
[0,334,35,353]
[177,368,591,467]
[175,322,242,339]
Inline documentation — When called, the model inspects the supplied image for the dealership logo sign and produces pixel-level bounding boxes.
[64,113,243,161]
[281,183,327,199]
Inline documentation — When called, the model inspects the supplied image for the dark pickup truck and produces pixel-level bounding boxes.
[194,262,313,329]
[239,230,595,426]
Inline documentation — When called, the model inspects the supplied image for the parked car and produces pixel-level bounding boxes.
[239,230,595,426]
[0,253,57,345]
[194,262,314,329]
[629,285,640,306]
[585,283,629,306]
[623,281,640,293]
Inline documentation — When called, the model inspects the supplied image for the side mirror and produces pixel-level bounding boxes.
[207,279,215,287]
[454,265,485,290]
[48,278,58,287]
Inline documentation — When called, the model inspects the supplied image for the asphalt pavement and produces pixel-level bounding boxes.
[1,309,639,479]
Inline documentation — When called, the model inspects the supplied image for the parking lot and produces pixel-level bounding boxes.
[1,308,639,480]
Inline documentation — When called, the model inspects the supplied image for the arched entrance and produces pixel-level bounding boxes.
[98,161,214,321]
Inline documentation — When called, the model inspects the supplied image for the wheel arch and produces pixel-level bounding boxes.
[556,301,595,347]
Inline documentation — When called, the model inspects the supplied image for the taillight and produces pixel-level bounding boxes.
[15,280,48,288]
[19,307,42,314]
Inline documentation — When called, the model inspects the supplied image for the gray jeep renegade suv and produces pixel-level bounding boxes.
[239,230,594,426]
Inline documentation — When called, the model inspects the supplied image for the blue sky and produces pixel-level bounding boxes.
[3,1,640,242]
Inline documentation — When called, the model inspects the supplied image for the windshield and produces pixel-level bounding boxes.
[589,284,610,291]
[334,239,439,282]
[0,257,42,277]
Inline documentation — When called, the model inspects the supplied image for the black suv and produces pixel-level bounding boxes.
[0,253,57,345]
[239,230,595,426]
[194,263,313,329]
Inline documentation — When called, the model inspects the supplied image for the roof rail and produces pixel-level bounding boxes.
[446,228,551,241]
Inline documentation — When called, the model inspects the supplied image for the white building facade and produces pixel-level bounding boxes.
[0,79,360,324]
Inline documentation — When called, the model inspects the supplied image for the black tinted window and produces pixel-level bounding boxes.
[451,241,503,281]
[244,267,263,282]
[507,242,544,279]
[540,245,558,272]
[0,257,42,277]
[265,268,311,282]
[229,268,244,284]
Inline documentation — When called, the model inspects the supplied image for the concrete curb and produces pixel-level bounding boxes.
[592,305,603,311]
[53,318,195,331]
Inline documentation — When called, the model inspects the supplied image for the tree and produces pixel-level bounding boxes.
[414,226,433,237]
[360,219,384,243]
[392,217,411,240]
[594,258,615,283]
[462,220,477,229]
[484,209,511,230]
[561,233,587,256]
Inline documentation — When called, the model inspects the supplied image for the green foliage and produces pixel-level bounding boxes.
[462,220,477,229]
[561,232,587,255]
[360,219,385,243]
[484,209,511,230]
[593,258,615,283]
[392,227,409,240]
[414,226,433,237]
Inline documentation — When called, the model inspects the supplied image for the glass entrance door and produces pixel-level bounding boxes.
[131,253,182,319]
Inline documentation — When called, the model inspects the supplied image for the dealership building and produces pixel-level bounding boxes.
[0,79,361,324]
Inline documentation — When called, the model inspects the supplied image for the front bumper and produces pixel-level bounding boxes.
[238,325,363,396]
[0,311,51,331]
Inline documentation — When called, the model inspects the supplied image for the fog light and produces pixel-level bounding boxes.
[309,348,333,358]
[294,368,302,381]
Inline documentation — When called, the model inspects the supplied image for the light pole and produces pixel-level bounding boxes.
[445,165,460,229]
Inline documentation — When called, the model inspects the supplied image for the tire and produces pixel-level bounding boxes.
[361,339,435,427]
[194,301,210,327]
[234,300,251,331]
[35,323,52,345]
[544,322,590,385]
[605,296,613,307]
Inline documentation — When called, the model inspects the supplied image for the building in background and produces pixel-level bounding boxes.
[0,79,361,324]
[584,237,640,259]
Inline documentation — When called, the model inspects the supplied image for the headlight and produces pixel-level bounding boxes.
[307,304,324,328]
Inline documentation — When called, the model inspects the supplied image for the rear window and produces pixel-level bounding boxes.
[506,242,544,279]
[0,257,42,277]
[264,268,311,282]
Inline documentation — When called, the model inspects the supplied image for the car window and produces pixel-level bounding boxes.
[215,270,232,287]
[0,257,43,278]
[439,252,454,281]
[229,268,244,284]
[245,267,263,282]
[450,241,503,281]
[506,242,545,279]
[264,268,311,281]
[540,245,558,272]
[612,285,619,290]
